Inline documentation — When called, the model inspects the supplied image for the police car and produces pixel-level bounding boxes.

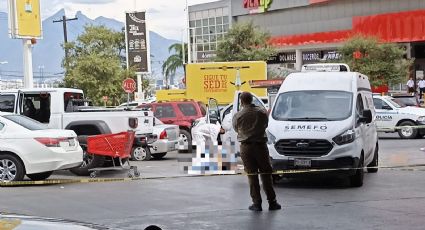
[373,95,425,139]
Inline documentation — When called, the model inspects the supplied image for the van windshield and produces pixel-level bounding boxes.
[272,91,353,121]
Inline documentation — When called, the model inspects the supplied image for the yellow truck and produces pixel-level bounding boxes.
[156,61,267,105]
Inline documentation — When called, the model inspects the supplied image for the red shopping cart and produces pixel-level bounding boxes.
[86,131,139,178]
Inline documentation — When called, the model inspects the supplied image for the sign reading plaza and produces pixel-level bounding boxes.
[125,11,149,73]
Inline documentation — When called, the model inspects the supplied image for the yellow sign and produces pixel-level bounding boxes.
[8,0,42,38]
[157,61,267,105]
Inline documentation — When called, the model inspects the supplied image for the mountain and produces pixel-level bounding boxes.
[0,10,179,81]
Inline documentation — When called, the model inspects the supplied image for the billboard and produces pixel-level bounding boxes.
[8,0,42,39]
[125,11,149,73]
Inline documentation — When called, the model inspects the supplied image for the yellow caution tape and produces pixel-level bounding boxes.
[1,164,425,187]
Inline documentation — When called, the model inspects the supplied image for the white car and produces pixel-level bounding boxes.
[373,95,425,139]
[132,118,180,161]
[0,113,83,182]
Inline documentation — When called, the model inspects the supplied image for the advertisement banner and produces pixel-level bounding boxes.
[125,11,149,73]
[8,0,42,39]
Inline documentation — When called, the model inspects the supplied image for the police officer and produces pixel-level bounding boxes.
[232,92,281,211]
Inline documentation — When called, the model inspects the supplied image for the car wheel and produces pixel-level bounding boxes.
[152,152,167,160]
[367,144,379,173]
[179,129,192,151]
[131,146,151,161]
[0,154,25,182]
[350,155,364,187]
[397,121,418,139]
[27,171,53,181]
[70,145,105,176]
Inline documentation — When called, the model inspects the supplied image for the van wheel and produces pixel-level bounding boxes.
[70,145,105,176]
[367,144,379,173]
[397,121,418,139]
[350,156,364,187]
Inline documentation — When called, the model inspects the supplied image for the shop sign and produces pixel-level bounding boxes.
[267,52,296,64]
[302,51,322,63]
[197,51,217,61]
[243,0,273,14]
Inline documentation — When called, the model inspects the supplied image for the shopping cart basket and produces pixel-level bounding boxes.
[86,131,139,178]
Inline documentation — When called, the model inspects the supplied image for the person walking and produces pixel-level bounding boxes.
[419,78,425,99]
[407,77,415,94]
[232,92,281,211]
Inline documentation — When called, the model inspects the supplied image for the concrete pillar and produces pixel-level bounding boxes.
[295,49,302,71]
[23,39,34,88]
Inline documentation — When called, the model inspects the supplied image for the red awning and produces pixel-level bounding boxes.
[270,9,425,47]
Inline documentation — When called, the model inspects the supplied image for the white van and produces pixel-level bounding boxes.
[267,64,378,187]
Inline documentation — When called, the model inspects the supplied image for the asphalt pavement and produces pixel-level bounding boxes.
[1,133,425,230]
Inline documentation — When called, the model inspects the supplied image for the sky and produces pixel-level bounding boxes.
[0,0,216,40]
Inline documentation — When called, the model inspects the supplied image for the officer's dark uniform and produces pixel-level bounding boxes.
[233,103,278,209]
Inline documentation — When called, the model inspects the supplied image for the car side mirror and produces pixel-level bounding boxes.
[359,110,373,124]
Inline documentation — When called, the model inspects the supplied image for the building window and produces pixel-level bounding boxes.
[210,43,217,51]
[202,18,208,27]
[209,26,216,34]
[195,28,202,35]
[197,44,204,52]
[216,25,223,33]
[195,20,201,27]
[223,24,229,32]
[203,27,209,34]
[203,35,209,43]
[223,16,229,24]
[204,44,210,51]
[209,17,215,26]
[196,36,203,43]
[189,20,195,27]
[216,17,223,25]
[210,34,216,42]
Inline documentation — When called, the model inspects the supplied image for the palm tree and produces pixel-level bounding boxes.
[162,43,188,88]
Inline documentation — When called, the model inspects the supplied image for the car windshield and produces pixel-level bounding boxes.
[3,114,48,130]
[392,97,417,107]
[272,91,353,121]
[387,98,403,108]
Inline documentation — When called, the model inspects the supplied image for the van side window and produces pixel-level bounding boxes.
[0,95,15,113]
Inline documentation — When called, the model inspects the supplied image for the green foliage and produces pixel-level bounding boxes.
[215,21,276,62]
[339,36,413,86]
[162,43,188,86]
[63,25,134,105]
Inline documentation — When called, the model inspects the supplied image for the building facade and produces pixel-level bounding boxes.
[189,0,425,80]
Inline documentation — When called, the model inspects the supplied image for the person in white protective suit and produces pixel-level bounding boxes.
[221,110,233,144]
[191,118,222,144]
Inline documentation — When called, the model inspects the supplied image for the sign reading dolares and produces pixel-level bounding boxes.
[125,11,149,73]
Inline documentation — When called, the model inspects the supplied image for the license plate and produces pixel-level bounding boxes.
[294,159,311,167]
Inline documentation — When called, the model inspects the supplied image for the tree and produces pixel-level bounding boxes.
[162,43,188,88]
[339,36,413,87]
[215,21,276,62]
[63,25,133,105]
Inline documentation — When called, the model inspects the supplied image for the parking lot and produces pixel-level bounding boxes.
[1,133,425,230]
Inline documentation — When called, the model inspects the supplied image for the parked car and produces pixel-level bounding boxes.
[0,113,83,182]
[390,93,421,107]
[138,100,207,149]
[132,119,180,161]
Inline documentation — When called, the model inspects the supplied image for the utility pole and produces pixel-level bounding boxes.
[53,16,78,69]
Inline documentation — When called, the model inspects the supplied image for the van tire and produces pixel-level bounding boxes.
[350,156,364,187]
[179,129,192,151]
[397,121,418,139]
[367,144,379,173]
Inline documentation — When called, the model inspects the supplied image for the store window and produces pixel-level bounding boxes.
[216,17,223,24]
[195,20,201,27]
[202,18,208,27]
[209,18,215,26]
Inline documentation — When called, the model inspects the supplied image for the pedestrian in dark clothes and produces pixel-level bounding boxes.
[232,92,281,212]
